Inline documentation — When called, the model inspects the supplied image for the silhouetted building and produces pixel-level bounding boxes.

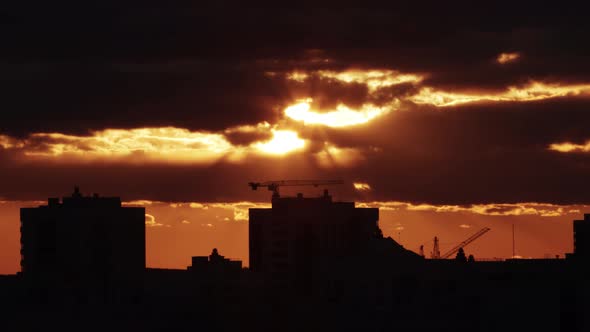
[573,214,590,259]
[188,248,243,278]
[249,190,379,289]
[20,187,145,300]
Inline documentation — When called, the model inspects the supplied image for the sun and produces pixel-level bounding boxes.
[253,130,306,155]
[284,98,390,127]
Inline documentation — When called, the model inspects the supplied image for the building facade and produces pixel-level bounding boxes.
[249,190,379,289]
[573,213,590,258]
[20,188,145,298]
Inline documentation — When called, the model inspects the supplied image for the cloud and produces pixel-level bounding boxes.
[223,122,273,146]
[286,71,309,82]
[497,52,521,64]
[3,3,590,137]
[2,3,590,207]
[145,213,163,227]
[311,69,423,92]
[549,141,590,153]
[2,128,237,164]
[353,182,371,191]
[358,201,584,217]
[0,126,317,162]
[137,200,273,222]
[209,202,272,221]
[122,200,155,206]
[409,81,590,107]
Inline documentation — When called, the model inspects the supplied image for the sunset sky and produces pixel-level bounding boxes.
[2,3,590,273]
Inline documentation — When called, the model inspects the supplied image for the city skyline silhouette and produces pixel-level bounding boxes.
[2,2,590,331]
[1,186,588,331]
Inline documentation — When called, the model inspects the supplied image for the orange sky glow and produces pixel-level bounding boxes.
[0,199,581,274]
[2,67,590,275]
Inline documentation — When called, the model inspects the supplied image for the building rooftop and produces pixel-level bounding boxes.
[40,187,122,208]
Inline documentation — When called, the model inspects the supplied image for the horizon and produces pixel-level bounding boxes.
[0,186,580,274]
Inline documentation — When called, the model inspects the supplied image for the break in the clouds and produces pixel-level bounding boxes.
[2,2,590,205]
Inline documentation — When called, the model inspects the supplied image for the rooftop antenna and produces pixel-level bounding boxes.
[431,236,440,259]
[512,223,516,258]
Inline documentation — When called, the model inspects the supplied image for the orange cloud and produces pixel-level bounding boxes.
[356,201,581,217]
[145,213,163,227]
[0,135,24,149]
[208,202,272,221]
[549,141,590,153]
[286,71,309,82]
[315,69,424,91]
[410,81,590,107]
[8,128,237,163]
[353,182,372,191]
[122,200,156,206]
[124,200,272,223]
[497,52,520,64]
[0,125,316,162]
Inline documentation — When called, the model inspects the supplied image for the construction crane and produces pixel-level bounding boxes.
[248,180,343,198]
[432,227,491,259]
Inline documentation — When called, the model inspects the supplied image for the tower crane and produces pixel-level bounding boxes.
[248,180,343,198]
[430,227,491,259]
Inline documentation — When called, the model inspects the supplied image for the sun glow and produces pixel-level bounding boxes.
[253,130,305,155]
[314,144,365,168]
[410,81,590,107]
[284,99,391,127]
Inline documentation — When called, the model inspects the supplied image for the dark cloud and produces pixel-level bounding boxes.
[223,130,272,146]
[2,2,590,135]
[287,75,370,110]
[2,2,590,205]
[2,96,590,204]
[0,62,288,136]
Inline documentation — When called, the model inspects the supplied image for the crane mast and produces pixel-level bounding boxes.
[248,180,343,198]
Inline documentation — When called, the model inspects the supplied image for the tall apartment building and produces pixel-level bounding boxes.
[573,214,590,259]
[249,190,379,290]
[20,188,145,298]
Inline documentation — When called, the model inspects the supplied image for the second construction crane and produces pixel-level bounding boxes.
[431,227,491,259]
[248,180,343,199]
